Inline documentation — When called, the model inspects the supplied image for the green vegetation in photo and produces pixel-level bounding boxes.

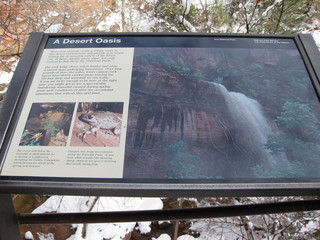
[163,140,208,179]
[254,101,320,178]
[41,120,65,137]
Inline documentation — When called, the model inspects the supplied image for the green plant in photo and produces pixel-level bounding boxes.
[41,120,65,137]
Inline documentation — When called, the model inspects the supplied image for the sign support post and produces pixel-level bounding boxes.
[0,194,21,240]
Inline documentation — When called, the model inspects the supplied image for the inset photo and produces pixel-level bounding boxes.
[70,102,124,147]
[19,102,75,146]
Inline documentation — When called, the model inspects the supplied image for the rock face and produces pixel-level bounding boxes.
[127,65,233,148]
[123,49,281,179]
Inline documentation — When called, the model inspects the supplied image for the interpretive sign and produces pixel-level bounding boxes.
[0,33,319,197]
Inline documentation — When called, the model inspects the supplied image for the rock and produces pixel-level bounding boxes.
[124,52,241,179]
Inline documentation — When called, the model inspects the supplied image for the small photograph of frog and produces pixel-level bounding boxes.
[70,102,123,147]
[19,102,75,146]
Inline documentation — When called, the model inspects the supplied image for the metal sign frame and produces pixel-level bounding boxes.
[0,32,320,197]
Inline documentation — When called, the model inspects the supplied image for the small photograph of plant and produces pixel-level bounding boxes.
[19,102,75,146]
[19,129,46,146]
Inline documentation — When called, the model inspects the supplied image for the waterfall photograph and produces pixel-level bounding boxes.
[123,46,320,180]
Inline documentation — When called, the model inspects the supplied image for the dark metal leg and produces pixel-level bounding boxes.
[0,194,21,240]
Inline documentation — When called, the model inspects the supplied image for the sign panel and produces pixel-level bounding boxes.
[1,44,133,178]
[0,33,319,196]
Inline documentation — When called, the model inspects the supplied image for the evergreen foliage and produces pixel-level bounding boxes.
[163,140,206,179]
[275,101,320,140]
[252,160,304,178]
[258,102,320,177]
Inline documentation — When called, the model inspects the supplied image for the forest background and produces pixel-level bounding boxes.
[0,0,320,240]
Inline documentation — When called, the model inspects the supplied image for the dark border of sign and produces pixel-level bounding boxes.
[0,32,319,197]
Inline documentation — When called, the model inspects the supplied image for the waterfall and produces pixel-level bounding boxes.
[213,83,288,167]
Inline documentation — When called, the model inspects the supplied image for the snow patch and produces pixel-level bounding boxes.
[0,71,13,85]
[25,231,34,240]
[159,220,171,225]
[300,219,320,234]
[0,57,18,91]
[177,235,197,240]
[137,222,151,234]
[190,218,244,240]
[44,24,63,33]
[140,18,157,32]
[97,12,121,31]
[153,233,171,240]
[37,233,55,240]
[48,11,59,17]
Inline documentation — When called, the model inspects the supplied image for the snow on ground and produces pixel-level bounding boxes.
[0,71,13,85]
[0,57,18,85]
[33,196,163,240]
[300,217,320,235]
[153,233,171,240]
[44,24,63,33]
[190,218,245,240]
[152,233,199,240]
[97,12,122,31]
[0,58,18,94]
[177,235,197,240]
[175,0,231,8]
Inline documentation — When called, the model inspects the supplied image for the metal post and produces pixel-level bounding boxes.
[0,194,21,240]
